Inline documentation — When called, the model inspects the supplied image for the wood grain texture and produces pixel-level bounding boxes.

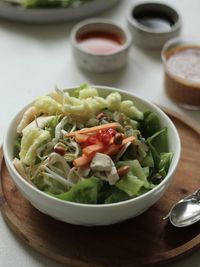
[1,109,200,267]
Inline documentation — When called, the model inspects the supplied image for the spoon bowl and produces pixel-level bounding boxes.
[166,189,200,227]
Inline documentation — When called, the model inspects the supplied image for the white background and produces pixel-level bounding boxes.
[1,0,200,266]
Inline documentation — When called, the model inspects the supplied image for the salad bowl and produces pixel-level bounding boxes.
[3,86,181,226]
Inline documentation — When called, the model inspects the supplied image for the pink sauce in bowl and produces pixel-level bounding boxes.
[71,19,132,72]
[77,31,124,54]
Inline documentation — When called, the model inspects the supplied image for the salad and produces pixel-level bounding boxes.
[13,85,173,204]
[3,0,93,8]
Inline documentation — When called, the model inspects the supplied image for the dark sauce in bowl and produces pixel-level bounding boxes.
[127,3,181,48]
[133,11,174,32]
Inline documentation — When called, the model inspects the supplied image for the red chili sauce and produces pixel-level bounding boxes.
[77,31,124,54]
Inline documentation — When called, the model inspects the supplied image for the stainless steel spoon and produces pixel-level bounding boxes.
[163,189,200,227]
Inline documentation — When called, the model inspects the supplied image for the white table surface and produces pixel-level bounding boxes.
[1,0,200,266]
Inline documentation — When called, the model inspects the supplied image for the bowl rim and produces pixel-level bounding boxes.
[3,85,181,209]
[127,1,182,35]
[70,18,132,57]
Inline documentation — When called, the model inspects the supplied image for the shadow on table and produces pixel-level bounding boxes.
[0,20,74,42]
[132,44,163,62]
[79,66,128,87]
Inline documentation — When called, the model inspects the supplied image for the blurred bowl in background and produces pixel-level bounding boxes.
[70,19,132,72]
[127,2,182,49]
[0,0,119,23]
[162,37,200,109]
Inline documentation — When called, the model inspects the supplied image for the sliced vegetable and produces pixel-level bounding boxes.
[74,133,89,143]
[65,122,119,137]
[104,136,136,156]
[104,143,123,157]
[83,143,105,156]
[73,154,93,167]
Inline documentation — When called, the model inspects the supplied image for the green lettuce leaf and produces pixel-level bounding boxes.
[104,186,130,204]
[117,160,151,189]
[51,177,103,204]
[147,128,169,170]
[34,173,68,194]
[140,151,154,168]
[116,173,144,197]
[140,111,161,139]
[158,152,173,177]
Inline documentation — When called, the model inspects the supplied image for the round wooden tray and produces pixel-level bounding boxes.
[1,109,200,267]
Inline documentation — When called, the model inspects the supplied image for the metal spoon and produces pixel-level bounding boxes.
[163,189,200,227]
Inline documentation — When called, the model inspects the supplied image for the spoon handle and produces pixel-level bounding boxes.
[163,212,170,220]
[192,189,200,200]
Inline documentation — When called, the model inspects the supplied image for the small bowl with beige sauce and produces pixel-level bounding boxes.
[162,38,200,109]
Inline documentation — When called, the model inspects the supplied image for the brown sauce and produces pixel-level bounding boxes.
[164,45,200,107]
[77,31,123,54]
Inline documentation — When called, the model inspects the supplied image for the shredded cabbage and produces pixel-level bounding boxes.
[20,128,51,165]
[17,106,38,133]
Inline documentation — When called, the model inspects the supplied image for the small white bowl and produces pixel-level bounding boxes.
[3,86,181,226]
[127,2,182,49]
[70,19,132,72]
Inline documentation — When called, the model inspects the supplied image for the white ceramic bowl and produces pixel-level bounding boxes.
[0,0,119,23]
[3,86,181,226]
[70,19,132,72]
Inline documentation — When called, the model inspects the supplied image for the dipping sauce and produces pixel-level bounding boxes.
[77,31,124,54]
[166,46,200,83]
[163,43,200,108]
[133,11,174,32]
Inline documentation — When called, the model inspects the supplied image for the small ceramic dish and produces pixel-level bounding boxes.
[70,18,132,72]
[127,2,182,49]
[162,37,200,109]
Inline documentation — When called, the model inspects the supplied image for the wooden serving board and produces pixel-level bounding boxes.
[1,108,200,267]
